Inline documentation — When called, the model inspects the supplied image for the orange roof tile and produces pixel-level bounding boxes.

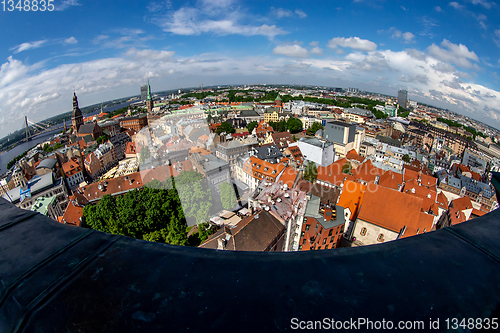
[403,179,437,201]
[378,170,403,190]
[62,158,82,177]
[352,159,384,183]
[345,149,364,163]
[357,184,431,238]
[471,208,486,217]
[337,180,366,220]
[451,196,473,211]
[278,167,298,188]
[449,207,467,225]
[244,156,286,182]
[62,199,84,227]
[403,168,437,188]
[317,158,356,186]
[436,192,449,210]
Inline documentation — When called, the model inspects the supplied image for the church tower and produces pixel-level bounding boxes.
[71,92,83,133]
[146,80,153,113]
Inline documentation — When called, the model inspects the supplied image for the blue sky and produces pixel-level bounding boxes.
[1,0,500,135]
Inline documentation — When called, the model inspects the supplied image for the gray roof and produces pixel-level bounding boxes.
[239,110,260,117]
[252,145,283,162]
[459,175,494,198]
[304,195,322,218]
[36,158,57,170]
[447,175,462,189]
[195,154,229,173]
[299,137,333,148]
[3,172,59,203]
[79,123,99,134]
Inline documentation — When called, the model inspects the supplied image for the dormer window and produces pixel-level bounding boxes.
[264,167,269,172]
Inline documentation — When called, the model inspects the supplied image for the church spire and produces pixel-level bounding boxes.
[147,79,152,101]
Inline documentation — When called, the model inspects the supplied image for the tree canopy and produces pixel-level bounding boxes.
[247,121,258,133]
[216,121,236,134]
[219,181,237,210]
[306,122,324,136]
[303,161,318,182]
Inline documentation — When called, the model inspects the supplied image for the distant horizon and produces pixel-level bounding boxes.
[2,81,498,143]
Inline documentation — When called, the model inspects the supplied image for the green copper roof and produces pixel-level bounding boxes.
[31,196,57,216]
[147,80,152,101]
[275,95,282,101]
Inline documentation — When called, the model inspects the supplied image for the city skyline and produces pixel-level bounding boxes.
[1,0,500,134]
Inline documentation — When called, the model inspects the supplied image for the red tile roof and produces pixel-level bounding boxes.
[471,208,486,217]
[357,184,432,238]
[62,196,84,227]
[451,196,473,211]
[436,192,449,210]
[125,142,137,155]
[345,149,364,163]
[449,207,467,225]
[378,170,403,190]
[403,168,437,188]
[337,180,365,220]
[351,159,384,184]
[244,156,286,182]
[62,158,82,177]
[277,167,298,188]
[317,158,356,186]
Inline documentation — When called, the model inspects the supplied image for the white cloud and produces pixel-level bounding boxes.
[449,2,465,10]
[55,0,81,11]
[309,41,319,46]
[152,4,288,39]
[125,48,176,60]
[468,0,493,9]
[64,37,78,44]
[93,35,109,45]
[272,44,309,58]
[272,7,293,18]
[435,6,443,11]
[406,49,427,61]
[431,62,456,73]
[328,37,377,51]
[427,39,479,68]
[0,56,29,87]
[10,40,47,54]
[295,9,307,18]
[402,32,415,43]
[310,47,323,55]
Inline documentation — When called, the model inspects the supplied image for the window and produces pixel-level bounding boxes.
[301,231,305,238]
[330,237,334,243]
[322,238,327,245]
[340,226,344,233]
[298,245,302,250]
[315,224,318,230]
[302,239,306,245]
[360,227,367,236]
[328,229,333,237]
[305,225,310,231]
[377,234,384,242]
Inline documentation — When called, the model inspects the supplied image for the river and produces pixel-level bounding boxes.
[0,101,135,172]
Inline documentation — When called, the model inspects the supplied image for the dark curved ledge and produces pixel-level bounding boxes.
[1,197,500,332]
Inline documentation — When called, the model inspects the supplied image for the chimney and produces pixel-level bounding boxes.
[217,238,226,250]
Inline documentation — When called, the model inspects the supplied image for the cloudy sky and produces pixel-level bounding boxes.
[1,0,500,136]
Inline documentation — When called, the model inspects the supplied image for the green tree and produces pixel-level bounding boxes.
[307,122,324,136]
[247,121,258,133]
[216,121,236,134]
[341,162,352,174]
[219,181,237,210]
[197,222,214,244]
[96,135,109,145]
[139,146,150,163]
[402,154,411,163]
[287,117,303,133]
[303,161,318,182]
